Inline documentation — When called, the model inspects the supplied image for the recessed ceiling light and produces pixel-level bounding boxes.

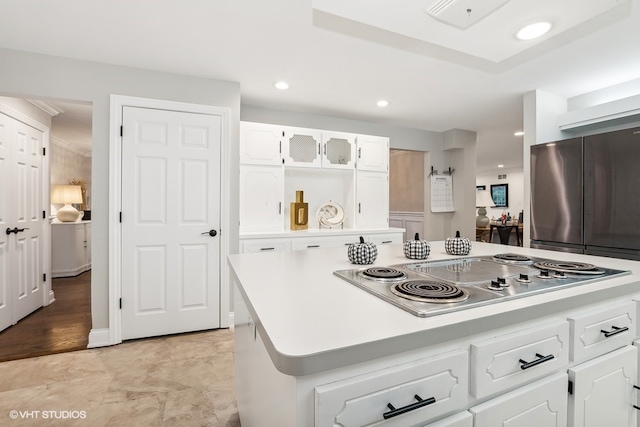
[498,164,505,168]
[273,81,289,90]
[376,100,389,108]
[516,21,552,41]
[514,131,525,136]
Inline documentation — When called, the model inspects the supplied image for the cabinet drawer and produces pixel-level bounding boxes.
[568,301,635,363]
[315,350,468,427]
[470,321,569,398]
[367,233,403,245]
[291,236,359,251]
[241,238,290,253]
[470,372,568,427]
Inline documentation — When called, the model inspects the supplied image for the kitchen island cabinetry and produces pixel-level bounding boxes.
[229,242,640,426]
[568,345,637,427]
[470,372,568,427]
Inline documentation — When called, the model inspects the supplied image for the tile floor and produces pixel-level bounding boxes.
[0,328,240,426]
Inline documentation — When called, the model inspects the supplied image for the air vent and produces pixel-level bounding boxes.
[424,0,510,29]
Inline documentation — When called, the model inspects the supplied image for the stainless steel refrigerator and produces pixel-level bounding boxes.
[530,137,584,253]
[530,127,640,260]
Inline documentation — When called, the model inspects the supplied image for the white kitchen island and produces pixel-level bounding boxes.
[228,242,640,426]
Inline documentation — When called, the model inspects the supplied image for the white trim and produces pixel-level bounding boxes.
[87,328,112,348]
[51,135,91,157]
[25,99,64,117]
[108,94,231,346]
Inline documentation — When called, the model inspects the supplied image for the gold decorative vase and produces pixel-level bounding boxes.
[290,190,309,230]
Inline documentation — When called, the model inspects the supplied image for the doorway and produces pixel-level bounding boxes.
[0,96,93,361]
[389,149,426,240]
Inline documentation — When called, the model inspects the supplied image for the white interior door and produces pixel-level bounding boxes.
[0,111,45,332]
[0,112,13,332]
[121,106,221,340]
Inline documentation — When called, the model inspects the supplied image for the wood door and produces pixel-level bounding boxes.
[121,106,221,340]
[0,113,45,332]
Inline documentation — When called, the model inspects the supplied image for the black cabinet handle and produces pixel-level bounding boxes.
[383,394,435,419]
[601,325,628,338]
[634,385,640,410]
[260,247,275,251]
[307,245,320,248]
[519,353,554,370]
[200,229,217,237]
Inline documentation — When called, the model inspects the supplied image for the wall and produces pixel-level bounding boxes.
[476,168,524,222]
[50,143,92,210]
[241,106,478,240]
[0,47,241,331]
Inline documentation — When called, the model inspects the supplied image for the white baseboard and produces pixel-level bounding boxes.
[228,311,235,329]
[87,328,112,348]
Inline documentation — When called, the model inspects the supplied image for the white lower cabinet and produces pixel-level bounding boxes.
[470,321,569,399]
[424,411,472,427]
[51,221,91,278]
[568,345,637,427]
[239,230,403,254]
[239,165,284,232]
[241,238,291,253]
[470,372,568,427]
[356,170,389,228]
[315,350,468,427]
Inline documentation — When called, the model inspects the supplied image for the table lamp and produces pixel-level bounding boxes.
[476,190,495,228]
[51,185,83,222]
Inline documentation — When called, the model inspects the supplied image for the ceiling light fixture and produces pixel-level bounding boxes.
[498,164,505,168]
[516,21,552,40]
[274,81,289,90]
[376,100,389,108]
[514,131,524,136]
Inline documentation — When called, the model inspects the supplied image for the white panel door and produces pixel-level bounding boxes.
[11,119,44,322]
[121,106,221,340]
[0,114,44,332]
[356,135,389,172]
[0,112,12,332]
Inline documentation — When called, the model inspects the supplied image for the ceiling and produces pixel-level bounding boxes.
[1,0,639,173]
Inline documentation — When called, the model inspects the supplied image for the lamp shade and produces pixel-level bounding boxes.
[476,190,495,208]
[51,185,83,222]
[51,185,83,204]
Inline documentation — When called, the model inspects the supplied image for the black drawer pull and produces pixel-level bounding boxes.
[307,245,320,248]
[383,394,436,419]
[381,240,392,244]
[601,325,628,338]
[259,247,275,251]
[519,353,554,370]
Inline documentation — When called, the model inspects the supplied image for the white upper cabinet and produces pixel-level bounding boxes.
[322,132,356,170]
[282,127,322,168]
[240,121,283,165]
[357,134,389,172]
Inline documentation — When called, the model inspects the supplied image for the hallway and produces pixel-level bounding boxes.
[0,271,91,362]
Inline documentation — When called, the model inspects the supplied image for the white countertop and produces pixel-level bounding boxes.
[228,242,640,376]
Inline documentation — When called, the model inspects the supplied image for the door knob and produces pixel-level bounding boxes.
[201,229,218,237]
[5,227,29,235]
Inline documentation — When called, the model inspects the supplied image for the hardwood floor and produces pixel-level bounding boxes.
[0,270,91,363]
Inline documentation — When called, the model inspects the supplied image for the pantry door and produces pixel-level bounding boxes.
[121,106,221,340]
